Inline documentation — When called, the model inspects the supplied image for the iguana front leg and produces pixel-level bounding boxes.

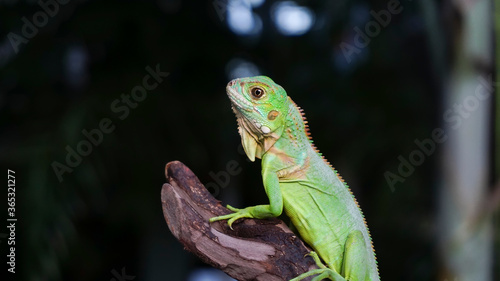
[209,159,283,228]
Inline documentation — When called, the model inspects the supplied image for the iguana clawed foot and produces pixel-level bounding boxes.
[306,251,327,269]
[290,268,346,281]
[209,205,253,229]
[290,251,346,281]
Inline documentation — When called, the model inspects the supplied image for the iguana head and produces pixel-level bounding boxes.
[226,76,289,161]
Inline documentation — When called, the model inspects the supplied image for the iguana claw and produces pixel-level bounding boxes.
[209,205,253,229]
[306,251,327,269]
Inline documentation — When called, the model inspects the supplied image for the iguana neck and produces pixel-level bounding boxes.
[282,97,312,146]
[280,97,331,169]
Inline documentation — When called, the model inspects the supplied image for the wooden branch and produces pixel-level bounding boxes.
[161,161,318,281]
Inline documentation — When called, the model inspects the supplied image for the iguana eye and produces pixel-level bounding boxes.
[250,87,265,99]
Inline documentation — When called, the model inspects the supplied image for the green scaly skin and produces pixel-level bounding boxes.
[209,76,379,281]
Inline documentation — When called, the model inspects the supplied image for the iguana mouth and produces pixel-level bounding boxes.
[226,86,253,112]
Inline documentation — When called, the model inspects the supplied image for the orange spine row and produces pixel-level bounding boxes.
[294,102,378,270]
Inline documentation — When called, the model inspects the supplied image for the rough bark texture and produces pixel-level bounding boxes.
[161,160,318,281]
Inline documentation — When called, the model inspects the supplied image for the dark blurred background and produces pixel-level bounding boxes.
[0,0,498,280]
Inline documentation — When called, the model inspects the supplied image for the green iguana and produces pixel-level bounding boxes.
[210,76,379,281]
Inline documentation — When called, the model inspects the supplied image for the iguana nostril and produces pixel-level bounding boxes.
[227,80,235,87]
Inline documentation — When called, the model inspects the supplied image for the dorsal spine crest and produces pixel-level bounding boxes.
[288,97,378,273]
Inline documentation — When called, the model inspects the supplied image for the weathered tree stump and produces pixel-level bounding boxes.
[161,161,318,281]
